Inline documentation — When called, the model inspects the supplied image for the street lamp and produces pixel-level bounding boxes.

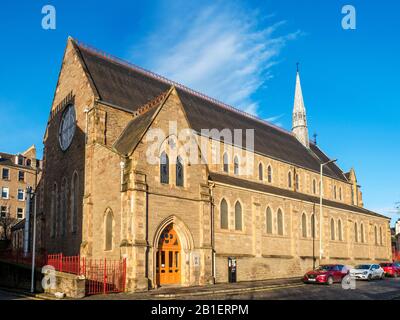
[319,159,338,263]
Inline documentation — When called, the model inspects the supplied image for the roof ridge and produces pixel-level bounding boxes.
[73,38,294,139]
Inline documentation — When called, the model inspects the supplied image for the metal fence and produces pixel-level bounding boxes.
[46,254,127,295]
[0,249,47,267]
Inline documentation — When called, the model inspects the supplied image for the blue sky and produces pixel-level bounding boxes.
[0,0,399,224]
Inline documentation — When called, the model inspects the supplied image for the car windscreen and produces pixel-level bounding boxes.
[355,265,371,270]
[316,265,335,271]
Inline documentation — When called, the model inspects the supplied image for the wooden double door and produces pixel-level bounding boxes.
[156,224,181,285]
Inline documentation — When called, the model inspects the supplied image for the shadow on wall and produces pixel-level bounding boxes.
[0,260,43,292]
[44,115,86,257]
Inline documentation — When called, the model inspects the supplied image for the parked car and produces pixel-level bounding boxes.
[303,264,350,285]
[350,264,385,281]
[380,262,400,277]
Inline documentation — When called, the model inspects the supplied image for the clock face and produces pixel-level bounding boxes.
[59,104,76,151]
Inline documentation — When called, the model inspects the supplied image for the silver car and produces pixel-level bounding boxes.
[350,264,385,281]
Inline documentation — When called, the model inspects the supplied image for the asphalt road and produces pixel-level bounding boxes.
[195,277,400,300]
[0,289,33,300]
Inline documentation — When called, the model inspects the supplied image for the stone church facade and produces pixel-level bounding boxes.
[40,38,391,291]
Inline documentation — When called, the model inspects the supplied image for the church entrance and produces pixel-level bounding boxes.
[156,224,181,286]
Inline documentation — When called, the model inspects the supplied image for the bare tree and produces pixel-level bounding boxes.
[0,209,17,241]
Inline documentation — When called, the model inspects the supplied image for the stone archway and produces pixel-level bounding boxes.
[152,216,194,287]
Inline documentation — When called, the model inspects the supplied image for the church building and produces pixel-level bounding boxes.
[40,38,391,291]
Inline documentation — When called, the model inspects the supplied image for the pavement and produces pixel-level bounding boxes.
[83,277,400,300]
[2,277,399,300]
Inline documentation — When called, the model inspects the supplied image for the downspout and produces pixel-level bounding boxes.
[209,182,216,284]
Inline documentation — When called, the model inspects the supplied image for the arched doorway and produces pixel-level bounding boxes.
[156,224,181,285]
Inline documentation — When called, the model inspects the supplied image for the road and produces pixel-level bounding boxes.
[0,289,35,300]
[192,277,400,300]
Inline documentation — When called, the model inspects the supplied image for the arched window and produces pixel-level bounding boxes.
[267,165,272,183]
[234,156,239,175]
[288,172,292,188]
[331,219,335,241]
[160,152,169,184]
[301,213,307,238]
[311,214,316,238]
[339,187,342,201]
[50,183,57,238]
[266,207,273,234]
[312,179,317,195]
[220,199,228,230]
[258,163,263,181]
[234,201,242,231]
[277,209,284,236]
[71,172,79,233]
[105,209,113,251]
[379,227,383,245]
[295,174,299,191]
[354,222,358,243]
[60,178,68,237]
[223,153,229,173]
[360,223,365,243]
[338,219,343,241]
[374,226,378,245]
[176,156,184,187]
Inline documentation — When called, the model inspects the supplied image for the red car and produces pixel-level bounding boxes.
[303,264,350,285]
[380,262,400,277]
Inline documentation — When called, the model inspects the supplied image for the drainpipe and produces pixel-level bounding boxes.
[209,182,216,284]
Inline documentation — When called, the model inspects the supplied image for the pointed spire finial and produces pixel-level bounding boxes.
[296,62,300,73]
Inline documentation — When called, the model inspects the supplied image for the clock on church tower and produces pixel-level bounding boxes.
[58,104,76,151]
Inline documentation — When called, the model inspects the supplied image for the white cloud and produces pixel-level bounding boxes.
[130,3,300,118]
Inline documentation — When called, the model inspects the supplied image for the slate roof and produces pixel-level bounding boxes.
[73,40,347,182]
[209,172,388,220]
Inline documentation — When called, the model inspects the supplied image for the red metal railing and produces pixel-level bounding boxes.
[0,249,47,268]
[46,254,126,295]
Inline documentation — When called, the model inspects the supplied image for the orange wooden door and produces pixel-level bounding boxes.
[156,225,181,285]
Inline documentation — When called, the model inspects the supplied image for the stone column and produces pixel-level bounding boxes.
[199,183,213,285]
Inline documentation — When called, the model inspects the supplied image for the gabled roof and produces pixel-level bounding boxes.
[73,39,348,182]
[209,173,388,220]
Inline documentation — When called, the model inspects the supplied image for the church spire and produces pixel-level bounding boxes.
[292,64,310,148]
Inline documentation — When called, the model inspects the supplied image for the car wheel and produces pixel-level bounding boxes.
[327,276,334,285]
[380,273,385,280]
[367,274,372,281]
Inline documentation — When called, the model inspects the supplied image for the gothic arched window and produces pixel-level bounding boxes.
[235,201,242,231]
[267,165,272,183]
[51,182,58,238]
[176,156,184,187]
[295,174,299,191]
[312,179,317,195]
[71,172,79,233]
[311,214,316,238]
[160,152,169,184]
[288,172,292,188]
[220,199,228,230]
[258,163,263,181]
[331,219,335,241]
[354,222,358,243]
[301,213,307,238]
[374,226,378,245]
[277,209,284,236]
[223,153,229,173]
[60,178,68,237]
[338,219,343,241]
[105,209,113,251]
[360,223,365,243]
[234,156,239,175]
[266,207,273,234]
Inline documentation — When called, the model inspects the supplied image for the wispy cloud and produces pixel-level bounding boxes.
[129,3,300,117]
